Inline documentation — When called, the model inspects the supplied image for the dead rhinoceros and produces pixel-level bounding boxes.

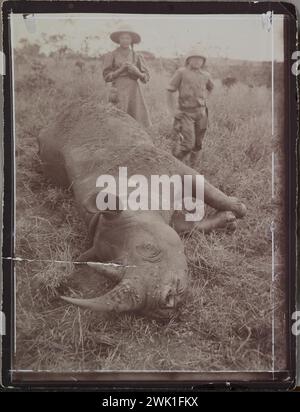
[38,100,246,319]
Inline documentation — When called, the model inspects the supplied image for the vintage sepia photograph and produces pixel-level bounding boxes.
[7,9,293,381]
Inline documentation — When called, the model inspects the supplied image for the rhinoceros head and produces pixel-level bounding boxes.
[61,194,188,319]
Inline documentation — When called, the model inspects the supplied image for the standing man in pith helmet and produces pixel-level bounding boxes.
[166,47,214,168]
[103,24,152,129]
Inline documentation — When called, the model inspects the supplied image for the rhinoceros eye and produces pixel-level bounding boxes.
[136,243,162,262]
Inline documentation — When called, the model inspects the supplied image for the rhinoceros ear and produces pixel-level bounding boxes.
[83,192,99,214]
[84,192,123,219]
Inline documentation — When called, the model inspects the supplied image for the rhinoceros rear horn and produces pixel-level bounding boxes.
[61,279,145,313]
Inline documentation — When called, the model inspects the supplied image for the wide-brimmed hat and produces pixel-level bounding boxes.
[185,48,206,65]
[110,24,141,44]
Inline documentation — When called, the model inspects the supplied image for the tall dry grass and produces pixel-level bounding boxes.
[13,53,286,372]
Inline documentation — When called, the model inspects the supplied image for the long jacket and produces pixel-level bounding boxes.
[103,47,152,128]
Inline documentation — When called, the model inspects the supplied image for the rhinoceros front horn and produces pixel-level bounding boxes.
[61,278,146,313]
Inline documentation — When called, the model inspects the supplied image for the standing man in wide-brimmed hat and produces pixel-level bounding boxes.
[166,47,214,168]
[103,24,152,128]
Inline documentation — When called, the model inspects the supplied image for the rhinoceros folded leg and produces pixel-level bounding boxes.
[180,168,247,218]
[172,210,237,235]
[61,278,145,313]
[87,262,125,282]
[203,181,246,218]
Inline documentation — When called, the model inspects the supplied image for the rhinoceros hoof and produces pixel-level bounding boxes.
[225,220,238,233]
[214,211,236,229]
[228,197,247,218]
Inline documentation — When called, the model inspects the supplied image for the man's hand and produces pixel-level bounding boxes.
[139,73,148,82]
[127,63,142,78]
[111,63,127,79]
[125,62,135,70]
[116,62,129,74]
[115,63,147,81]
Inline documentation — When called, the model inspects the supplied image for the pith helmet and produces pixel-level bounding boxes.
[110,24,141,44]
[185,48,206,65]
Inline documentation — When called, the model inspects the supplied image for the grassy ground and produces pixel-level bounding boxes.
[14,53,286,372]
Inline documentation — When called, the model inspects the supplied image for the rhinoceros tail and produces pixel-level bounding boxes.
[61,278,146,313]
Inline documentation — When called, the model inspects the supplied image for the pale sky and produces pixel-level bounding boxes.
[10,13,285,61]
